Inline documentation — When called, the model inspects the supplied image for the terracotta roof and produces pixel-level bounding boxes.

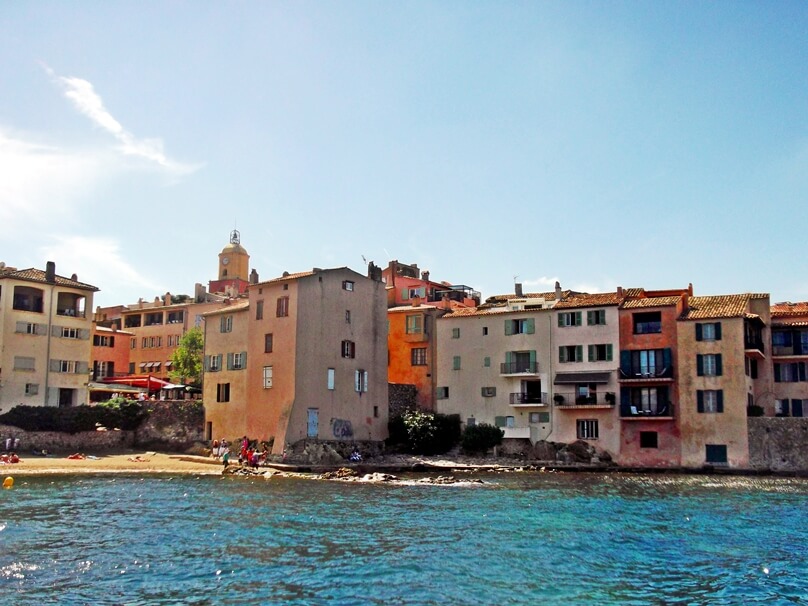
[1,267,99,291]
[678,294,753,320]
[772,321,808,328]
[388,303,443,313]
[202,300,250,316]
[483,290,565,304]
[620,296,681,309]
[441,307,511,319]
[771,301,808,318]
[554,292,623,309]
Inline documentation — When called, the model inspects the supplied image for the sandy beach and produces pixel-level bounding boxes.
[2,451,224,476]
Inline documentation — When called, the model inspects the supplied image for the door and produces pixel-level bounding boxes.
[307,408,319,438]
[58,388,74,407]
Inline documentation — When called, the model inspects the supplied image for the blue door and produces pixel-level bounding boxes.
[307,408,319,438]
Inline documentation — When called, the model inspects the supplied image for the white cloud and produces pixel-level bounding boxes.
[44,64,201,176]
[38,236,164,306]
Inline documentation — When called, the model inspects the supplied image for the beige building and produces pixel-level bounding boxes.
[551,291,623,457]
[770,301,808,418]
[0,262,98,412]
[436,287,565,443]
[202,300,250,441]
[240,266,388,454]
[677,294,772,468]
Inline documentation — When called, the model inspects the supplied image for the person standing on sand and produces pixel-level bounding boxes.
[222,450,230,468]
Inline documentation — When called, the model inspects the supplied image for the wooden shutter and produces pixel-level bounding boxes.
[575,345,583,362]
[714,322,722,340]
[606,344,613,361]
[716,390,724,413]
[575,311,582,326]
[715,354,723,376]
[620,387,630,416]
[663,348,672,373]
[526,318,535,334]
[505,320,513,335]
[588,345,594,362]
[587,311,594,325]
[559,347,566,363]
[620,350,631,375]
[695,323,703,341]
[696,354,704,376]
[697,390,704,413]
[529,350,537,371]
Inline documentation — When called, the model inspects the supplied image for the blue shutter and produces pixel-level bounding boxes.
[696,354,704,376]
[620,350,631,375]
[716,390,724,413]
[504,320,513,335]
[715,354,723,376]
[792,400,804,417]
[695,323,703,341]
[620,388,631,416]
[697,390,704,413]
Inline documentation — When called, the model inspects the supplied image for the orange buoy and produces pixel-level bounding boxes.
[2,476,13,489]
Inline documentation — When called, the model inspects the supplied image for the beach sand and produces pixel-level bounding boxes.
[3,451,223,476]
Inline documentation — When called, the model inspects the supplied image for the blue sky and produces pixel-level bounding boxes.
[1,2,806,308]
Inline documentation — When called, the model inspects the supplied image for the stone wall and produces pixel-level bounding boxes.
[748,417,808,473]
[389,383,417,418]
[0,424,134,452]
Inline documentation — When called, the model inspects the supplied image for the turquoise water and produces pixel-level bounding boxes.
[1,472,806,605]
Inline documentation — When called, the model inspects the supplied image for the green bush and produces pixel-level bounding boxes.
[0,400,147,433]
[387,410,461,455]
[461,423,504,454]
[747,404,765,417]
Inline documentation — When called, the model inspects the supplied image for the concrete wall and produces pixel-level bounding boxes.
[748,417,808,472]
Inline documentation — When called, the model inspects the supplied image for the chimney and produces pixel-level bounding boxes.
[165,292,172,306]
[71,273,78,281]
[412,295,421,307]
[688,282,693,296]
[138,298,144,309]
[678,292,689,315]
[421,270,430,282]
[555,281,562,300]
[250,269,259,284]
[617,286,624,297]
[45,261,56,283]
[515,283,523,297]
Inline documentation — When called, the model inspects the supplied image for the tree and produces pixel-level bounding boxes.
[461,423,503,454]
[170,326,204,386]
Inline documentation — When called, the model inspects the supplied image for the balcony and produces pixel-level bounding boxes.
[620,402,675,420]
[500,362,539,376]
[744,338,765,359]
[619,367,673,382]
[554,392,616,409]
[509,392,549,406]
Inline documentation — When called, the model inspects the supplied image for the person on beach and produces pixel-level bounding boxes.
[212,439,220,460]
[222,450,230,468]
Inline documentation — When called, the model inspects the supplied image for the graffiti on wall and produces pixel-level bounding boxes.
[331,418,354,439]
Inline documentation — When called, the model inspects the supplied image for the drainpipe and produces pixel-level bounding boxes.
[43,262,57,407]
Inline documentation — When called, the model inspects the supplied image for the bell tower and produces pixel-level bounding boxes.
[218,229,250,281]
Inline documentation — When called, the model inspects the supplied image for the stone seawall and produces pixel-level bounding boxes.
[748,417,808,473]
[0,424,135,452]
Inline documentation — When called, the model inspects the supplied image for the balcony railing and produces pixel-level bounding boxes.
[56,309,86,318]
[500,362,539,375]
[619,366,673,380]
[553,392,616,407]
[509,392,548,405]
[745,338,765,353]
[620,402,674,418]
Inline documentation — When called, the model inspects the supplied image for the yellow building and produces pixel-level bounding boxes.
[0,261,98,411]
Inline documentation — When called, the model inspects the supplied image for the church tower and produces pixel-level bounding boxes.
[218,229,250,281]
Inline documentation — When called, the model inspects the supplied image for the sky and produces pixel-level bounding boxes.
[1,2,807,309]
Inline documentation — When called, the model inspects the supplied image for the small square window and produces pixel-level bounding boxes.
[452,327,460,339]
[640,431,658,448]
[343,280,355,291]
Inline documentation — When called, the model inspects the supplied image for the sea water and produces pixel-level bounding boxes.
[1,472,806,605]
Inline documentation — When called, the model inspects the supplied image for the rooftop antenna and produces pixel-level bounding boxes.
[361,255,368,265]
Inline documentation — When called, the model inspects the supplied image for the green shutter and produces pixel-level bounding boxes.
[697,390,704,413]
[402,288,409,300]
[588,345,594,362]
[505,320,513,336]
[529,350,537,372]
[559,347,566,363]
[606,344,613,361]
[587,311,594,325]
[715,322,722,340]
[558,314,564,327]
[576,345,583,362]
[697,354,704,376]
[716,390,724,413]
[575,311,582,326]
[526,318,535,334]
[695,323,703,341]
[495,416,506,428]
[484,356,491,367]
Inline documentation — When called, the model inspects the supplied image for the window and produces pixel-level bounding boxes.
[405,314,423,334]
[436,386,449,399]
[577,419,599,439]
[697,354,723,376]
[94,335,114,347]
[411,348,427,366]
[345,310,351,324]
[451,327,460,339]
[373,405,379,418]
[774,399,789,417]
[705,444,727,464]
[341,340,356,358]
[13,285,44,313]
[276,296,289,317]
[559,345,583,363]
[633,311,662,334]
[530,412,551,424]
[229,352,246,370]
[216,383,231,402]
[483,356,491,367]
[697,390,724,413]
[482,326,488,336]
[220,315,233,333]
[16,322,41,335]
[60,327,79,339]
[25,383,39,396]
[505,318,534,335]
[495,416,515,428]
[558,311,582,327]
[167,336,174,347]
[131,338,137,350]
[256,300,264,320]
[354,369,368,393]
[57,360,75,373]
[640,432,658,448]
[327,368,335,390]
[343,280,355,291]
[452,356,461,370]
[624,348,670,377]
[481,386,496,397]
[207,354,222,372]
[467,417,477,427]
[696,322,721,341]
[14,356,36,371]
[587,310,606,325]
[588,344,613,362]
[264,333,273,353]
[263,366,273,388]
[142,337,148,348]
[774,362,807,383]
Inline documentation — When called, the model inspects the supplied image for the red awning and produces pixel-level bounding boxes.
[100,375,171,391]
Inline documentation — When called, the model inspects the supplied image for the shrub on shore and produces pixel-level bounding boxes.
[461,423,504,454]
[387,410,461,455]
[0,398,147,433]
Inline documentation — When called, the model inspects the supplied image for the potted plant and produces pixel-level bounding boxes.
[553,394,565,405]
